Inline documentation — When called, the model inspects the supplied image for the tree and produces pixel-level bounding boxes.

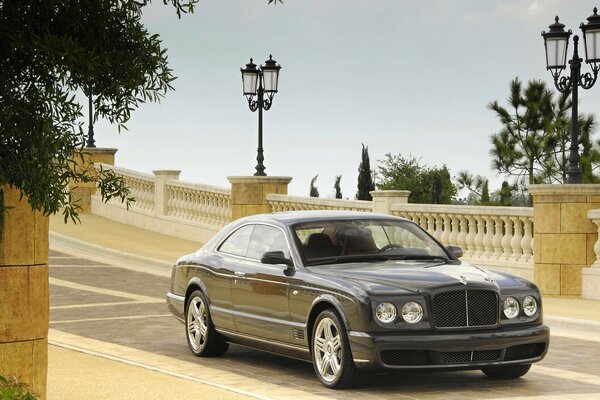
[334,175,342,199]
[377,153,457,204]
[489,77,599,184]
[499,181,513,206]
[480,181,490,204]
[310,175,319,197]
[456,170,487,204]
[356,143,374,200]
[0,0,197,221]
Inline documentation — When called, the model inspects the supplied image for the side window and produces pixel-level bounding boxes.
[246,225,291,261]
[218,225,254,257]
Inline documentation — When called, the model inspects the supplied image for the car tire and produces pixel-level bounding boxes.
[481,364,531,379]
[311,309,361,389]
[185,290,228,357]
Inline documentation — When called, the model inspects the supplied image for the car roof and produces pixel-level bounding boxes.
[238,210,405,225]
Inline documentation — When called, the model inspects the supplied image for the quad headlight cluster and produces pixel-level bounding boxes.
[375,301,423,324]
[503,295,538,319]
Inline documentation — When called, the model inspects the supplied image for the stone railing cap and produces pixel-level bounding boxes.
[370,190,411,197]
[81,147,118,155]
[528,184,600,195]
[153,170,181,176]
[227,176,293,184]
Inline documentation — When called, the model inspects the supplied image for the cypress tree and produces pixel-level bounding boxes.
[356,144,375,200]
[334,175,343,199]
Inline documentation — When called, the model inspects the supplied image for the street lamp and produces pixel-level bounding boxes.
[84,83,96,148]
[240,55,281,176]
[542,7,600,183]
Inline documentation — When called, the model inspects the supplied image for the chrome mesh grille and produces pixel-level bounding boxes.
[432,289,498,328]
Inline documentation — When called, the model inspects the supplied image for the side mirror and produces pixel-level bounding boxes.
[261,251,293,267]
[446,245,463,259]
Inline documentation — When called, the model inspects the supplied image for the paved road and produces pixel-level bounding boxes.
[48,249,600,400]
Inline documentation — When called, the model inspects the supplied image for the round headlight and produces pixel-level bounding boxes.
[523,296,538,317]
[375,302,397,324]
[503,297,520,319]
[401,301,423,324]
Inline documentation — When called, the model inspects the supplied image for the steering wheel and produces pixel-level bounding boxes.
[379,243,403,252]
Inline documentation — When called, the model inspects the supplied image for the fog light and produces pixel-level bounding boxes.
[401,301,423,324]
[375,302,397,323]
[503,297,520,319]
[523,296,538,317]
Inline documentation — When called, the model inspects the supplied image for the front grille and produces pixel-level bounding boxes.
[440,350,502,363]
[505,343,546,361]
[432,289,498,328]
[381,350,431,366]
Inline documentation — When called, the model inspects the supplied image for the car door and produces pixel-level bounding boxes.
[232,224,293,343]
[209,224,254,332]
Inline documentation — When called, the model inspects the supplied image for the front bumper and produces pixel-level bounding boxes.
[348,324,550,370]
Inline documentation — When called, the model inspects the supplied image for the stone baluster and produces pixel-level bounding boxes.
[482,216,494,259]
[447,214,459,246]
[510,216,523,262]
[501,216,513,261]
[440,214,450,245]
[590,218,600,268]
[521,216,533,262]
[464,216,477,257]
[456,215,468,253]
[433,214,443,242]
[492,216,504,260]
[473,216,485,258]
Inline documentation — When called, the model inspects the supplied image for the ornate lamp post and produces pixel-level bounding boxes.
[542,8,600,183]
[240,55,281,176]
[84,83,96,148]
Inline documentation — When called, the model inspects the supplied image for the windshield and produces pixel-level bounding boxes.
[293,218,449,266]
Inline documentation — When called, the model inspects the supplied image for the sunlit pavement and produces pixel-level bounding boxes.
[46,244,600,400]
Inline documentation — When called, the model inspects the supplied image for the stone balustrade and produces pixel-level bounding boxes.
[267,194,373,212]
[91,163,231,243]
[166,180,231,227]
[391,203,534,279]
[101,164,156,212]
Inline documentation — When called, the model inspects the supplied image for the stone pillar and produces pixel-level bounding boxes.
[153,170,181,216]
[227,176,292,220]
[370,190,411,214]
[69,147,118,213]
[0,185,49,399]
[529,184,600,296]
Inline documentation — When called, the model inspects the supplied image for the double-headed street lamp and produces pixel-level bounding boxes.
[240,55,281,176]
[542,7,600,183]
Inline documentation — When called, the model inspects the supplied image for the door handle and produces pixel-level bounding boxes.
[234,271,246,277]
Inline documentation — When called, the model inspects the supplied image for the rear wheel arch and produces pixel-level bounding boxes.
[184,278,208,309]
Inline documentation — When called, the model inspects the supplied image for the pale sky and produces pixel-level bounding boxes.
[92,0,600,198]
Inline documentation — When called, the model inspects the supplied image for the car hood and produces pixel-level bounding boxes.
[306,260,522,295]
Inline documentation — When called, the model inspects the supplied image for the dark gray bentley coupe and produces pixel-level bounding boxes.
[167,211,549,388]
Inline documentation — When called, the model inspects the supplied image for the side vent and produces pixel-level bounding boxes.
[292,328,305,341]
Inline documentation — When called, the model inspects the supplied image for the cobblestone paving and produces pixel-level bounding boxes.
[48,249,600,399]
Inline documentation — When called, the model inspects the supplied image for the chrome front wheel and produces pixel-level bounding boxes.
[311,309,361,388]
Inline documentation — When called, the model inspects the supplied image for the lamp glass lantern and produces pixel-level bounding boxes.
[542,17,572,77]
[581,7,600,65]
[261,55,281,94]
[241,59,259,96]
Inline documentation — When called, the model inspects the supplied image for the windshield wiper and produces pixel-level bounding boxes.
[393,255,450,263]
[306,254,391,266]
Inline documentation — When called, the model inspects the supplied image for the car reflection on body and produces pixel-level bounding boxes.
[167,211,549,388]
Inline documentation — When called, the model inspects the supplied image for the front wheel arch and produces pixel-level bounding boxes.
[307,296,351,353]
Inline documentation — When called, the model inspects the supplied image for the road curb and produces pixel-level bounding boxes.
[544,315,600,337]
[49,231,173,273]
